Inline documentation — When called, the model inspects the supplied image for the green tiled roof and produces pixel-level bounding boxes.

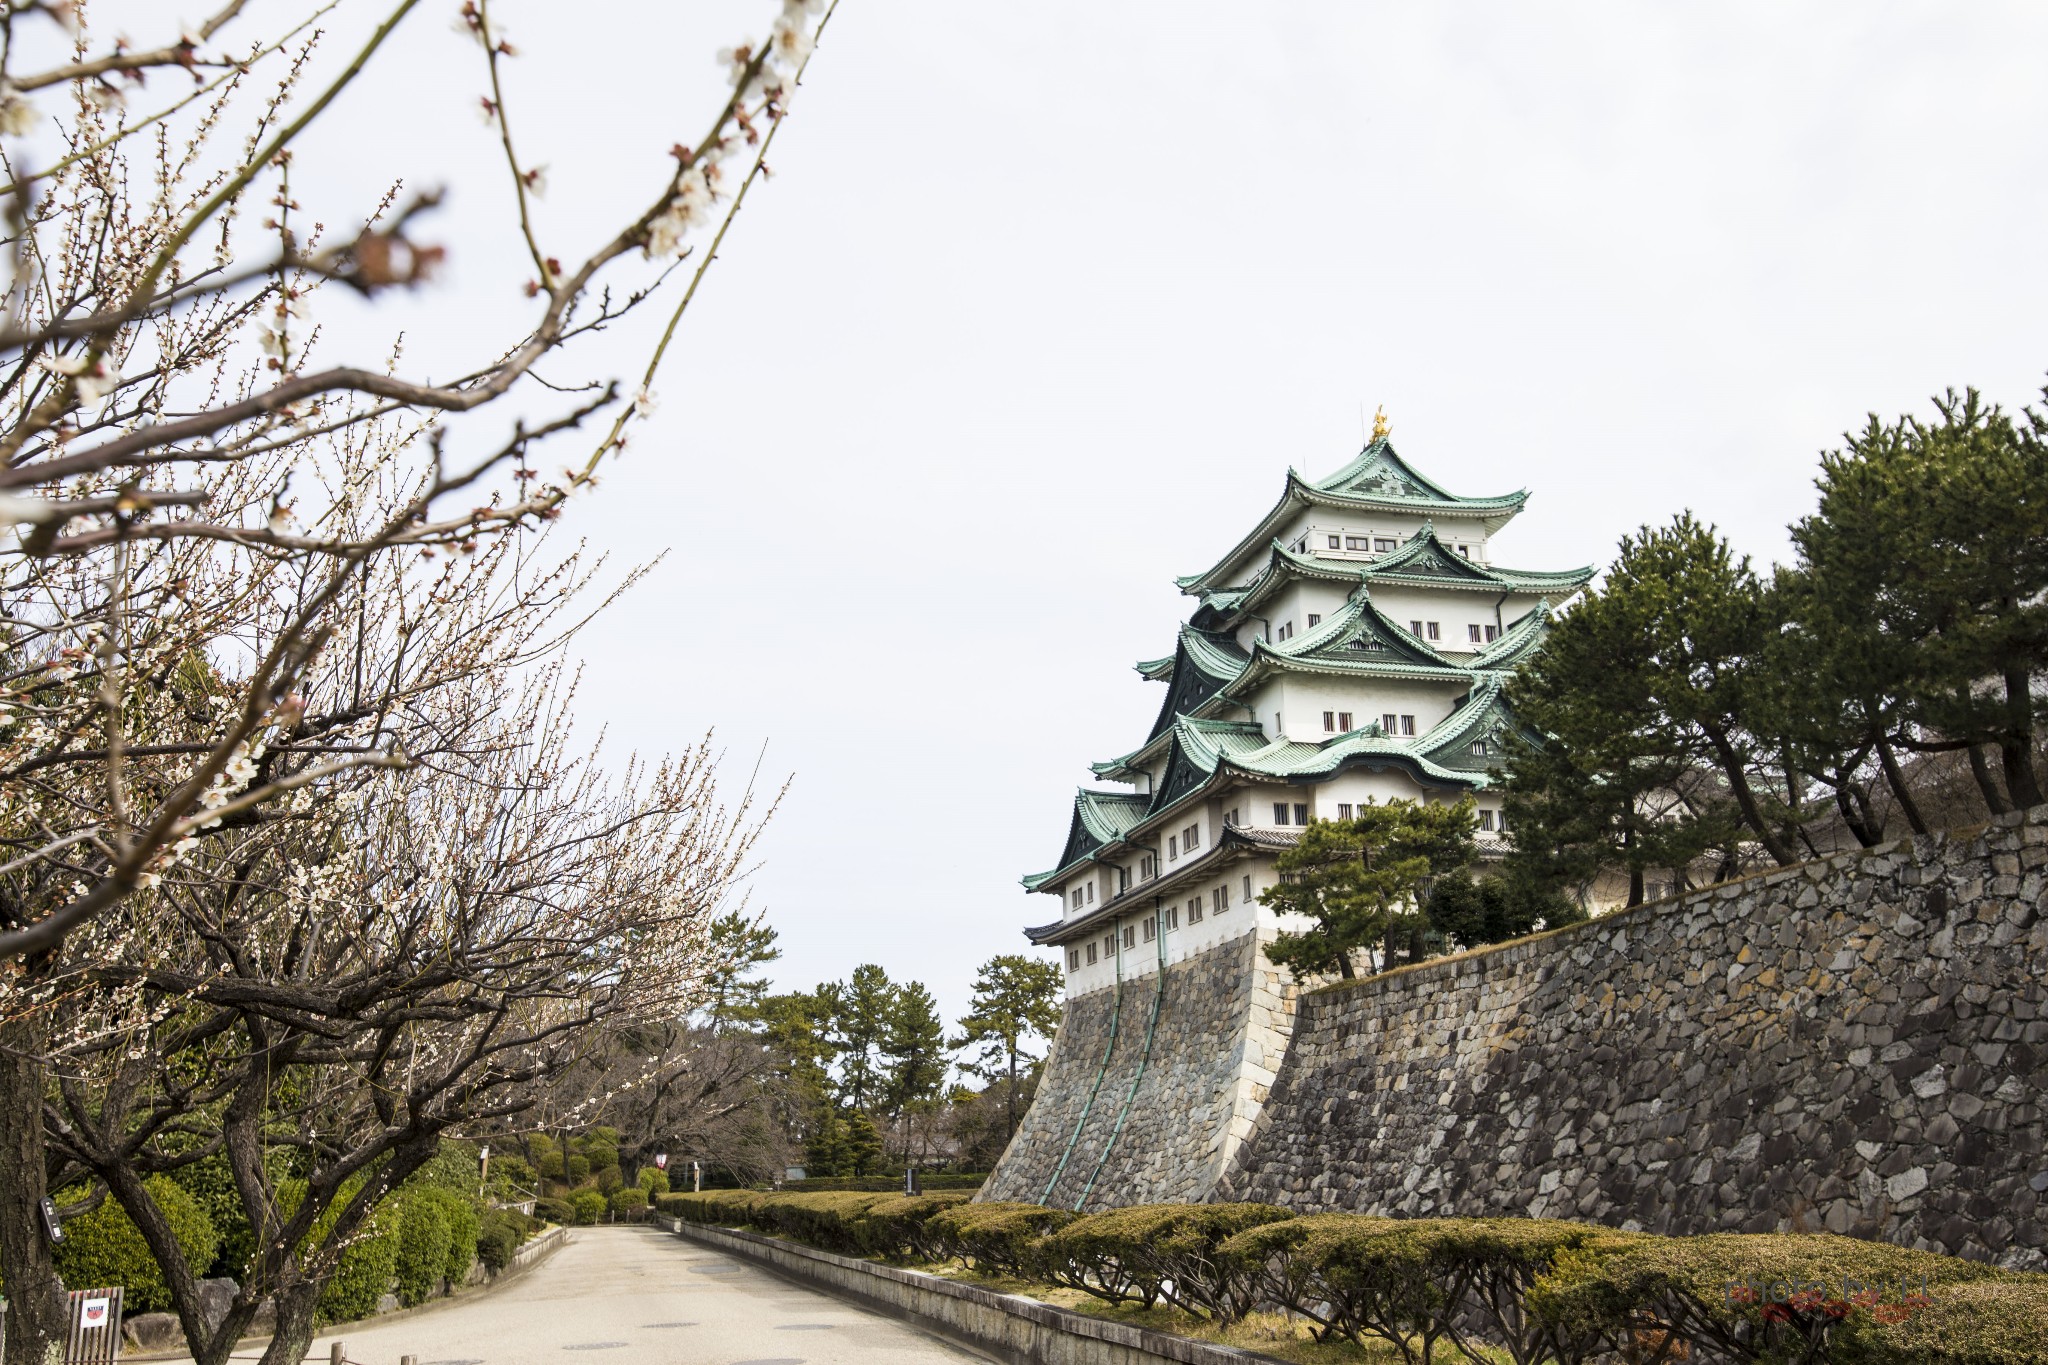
[1176,438,1530,594]
[1022,789,1151,891]
[1467,601,1552,671]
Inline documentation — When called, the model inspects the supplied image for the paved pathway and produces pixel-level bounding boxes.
[201,1227,991,1365]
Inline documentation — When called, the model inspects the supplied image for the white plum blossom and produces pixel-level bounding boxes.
[632,388,659,419]
[0,84,38,137]
[716,39,757,87]
[39,353,118,404]
[768,14,813,68]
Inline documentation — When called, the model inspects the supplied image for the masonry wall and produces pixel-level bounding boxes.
[1217,809,2048,1269]
[981,930,1294,1211]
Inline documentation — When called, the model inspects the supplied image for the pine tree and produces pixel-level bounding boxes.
[698,912,782,1033]
[881,981,948,1159]
[953,955,1063,1142]
[1258,799,1476,978]
[826,964,897,1114]
[843,1109,885,1178]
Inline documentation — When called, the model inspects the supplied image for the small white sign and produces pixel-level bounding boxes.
[80,1297,110,1328]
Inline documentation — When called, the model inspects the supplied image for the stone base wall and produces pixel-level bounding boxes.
[1217,809,2048,1268]
[981,931,1294,1211]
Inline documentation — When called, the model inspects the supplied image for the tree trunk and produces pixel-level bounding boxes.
[258,1280,322,1365]
[1875,733,1929,836]
[0,1042,63,1365]
[2000,669,2042,809]
[1969,744,2012,815]
[1702,724,1797,865]
[1004,1046,1018,1141]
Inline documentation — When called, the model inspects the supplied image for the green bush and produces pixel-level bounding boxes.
[661,1190,763,1224]
[585,1142,619,1174]
[638,1167,670,1197]
[391,1192,453,1307]
[748,1192,892,1253]
[564,1155,590,1184]
[595,1166,624,1195]
[54,1178,221,1313]
[534,1197,573,1225]
[926,1201,1077,1276]
[536,1152,565,1180]
[1527,1231,2019,1365]
[587,1125,619,1145]
[426,1189,480,1286]
[313,1201,399,1325]
[609,1187,648,1220]
[784,1173,986,1192]
[1043,1203,1294,1322]
[475,1217,518,1275]
[848,1192,975,1262]
[570,1191,607,1225]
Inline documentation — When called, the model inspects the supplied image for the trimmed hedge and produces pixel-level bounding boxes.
[569,1190,607,1225]
[658,1191,2048,1364]
[54,1178,220,1313]
[783,1173,987,1192]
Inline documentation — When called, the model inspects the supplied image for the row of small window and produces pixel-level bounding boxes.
[1067,878,1250,969]
[1402,620,1504,644]
[1167,821,1200,859]
[1288,533,1482,558]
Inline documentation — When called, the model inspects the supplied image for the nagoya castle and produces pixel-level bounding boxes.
[980,415,1595,1210]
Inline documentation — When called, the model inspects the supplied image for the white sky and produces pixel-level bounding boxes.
[34,2,2048,1038]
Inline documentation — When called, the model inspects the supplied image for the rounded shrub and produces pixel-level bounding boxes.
[638,1167,670,1197]
[584,1142,618,1174]
[536,1152,565,1180]
[313,1201,400,1325]
[609,1188,647,1220]
[54,1177,220,1313]
[570,1190,607,1225]
[391,1192,453,1307]
[533,1196,573,1225]
[595,1166,623,1195]
[564,1155,590,1184]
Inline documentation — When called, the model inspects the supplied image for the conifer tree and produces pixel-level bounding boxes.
[953,955,1063,1141]
[1259,800,1476,978]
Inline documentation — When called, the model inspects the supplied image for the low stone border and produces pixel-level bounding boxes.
[667,1219,1288,1365]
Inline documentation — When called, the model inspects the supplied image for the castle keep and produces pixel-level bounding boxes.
[984,428,1593,1209]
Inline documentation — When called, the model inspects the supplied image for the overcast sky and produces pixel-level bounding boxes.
[50,2,2048,1037]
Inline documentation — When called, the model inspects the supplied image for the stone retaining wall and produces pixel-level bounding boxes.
[981,931,1294,1210]
[1218,809,2048,1268]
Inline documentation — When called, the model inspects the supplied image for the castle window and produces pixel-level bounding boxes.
[1142,917,1156,942]
[1479,809,1497,831]
[1188,896,1203,924]
[1327,534,1341,549]
[1307,613,1321,627]
[1469,624,1484,643]
[1165,904,1179,930]
[1399,715,1416,736]
[1184,823,1200,850]
[1141,855,1154,880]
[1425,622,1441,641]
[1323,710,1336,733]
[1071,888,1084,910]
[1272,802,1289,825]
[1086,942,1098,965]
[1338,711,1352,731]
[1123,925,1136,949]
[1485,624,1499,642]
[1470,740,1488,757]
[1337,803,1354,819]
[1374,538,1396,552]
[1410,619,1424,635]
[1213,884,1228,913]
[1242,874,1252,901]
[1104,933,1116,957]
[1087,883,1096,903]
[1068,949,1081,970]
[1225,807,1239,826]
[1458,545,1471,558]
[1345,535,1369,550]
[1168,835,1179,859]
[1382,712,1398,732]
[1118,866,1130,892]
[1294,802,1309,825]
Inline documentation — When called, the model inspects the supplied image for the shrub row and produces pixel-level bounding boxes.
[780,1173,987,1193]
[660,1193,2048,1365]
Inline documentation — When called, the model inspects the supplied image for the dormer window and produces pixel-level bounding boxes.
[1470,740,1488,756]
[1374,538,1396,552]
[1479,809,1498,831]
[1425,622,1441,641]
[1457,544,1471,558]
